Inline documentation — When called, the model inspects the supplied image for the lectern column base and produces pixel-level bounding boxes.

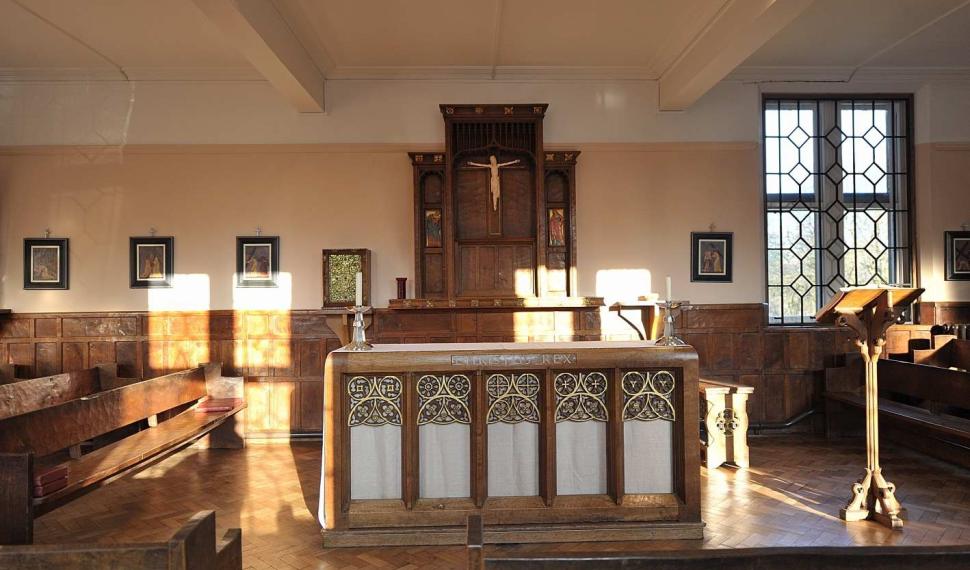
[839,468,904,530]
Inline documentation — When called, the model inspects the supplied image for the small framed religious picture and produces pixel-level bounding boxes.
[691,232,733,282]
[944,230,970,281]
[24,238,69,290]
[548,208,566,247]
[322,248,371,307]
[425,209,442,248]
[236,236,279,287]
[129,236,174,288]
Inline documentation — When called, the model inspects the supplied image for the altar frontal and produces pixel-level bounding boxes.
[319,341,701,546]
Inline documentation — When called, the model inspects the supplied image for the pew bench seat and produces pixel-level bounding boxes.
[825,391,970,446]
[0,364,245,545]
[34,398,246,511]
[699,378,753,469]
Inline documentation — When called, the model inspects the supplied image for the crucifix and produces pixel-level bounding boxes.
[466,155,520,210]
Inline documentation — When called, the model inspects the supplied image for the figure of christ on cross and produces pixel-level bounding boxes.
[466,155,521,210]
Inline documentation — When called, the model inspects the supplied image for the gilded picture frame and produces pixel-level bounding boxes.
[322,248,371,307]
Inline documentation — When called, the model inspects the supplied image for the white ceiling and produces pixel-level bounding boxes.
[0,0,968,81]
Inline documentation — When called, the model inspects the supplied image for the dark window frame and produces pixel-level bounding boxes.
[762,93,918,326]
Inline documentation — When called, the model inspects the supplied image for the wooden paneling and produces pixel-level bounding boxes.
[0,302,870,436]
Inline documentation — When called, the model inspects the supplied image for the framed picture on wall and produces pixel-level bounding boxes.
[23,238,69,290]
[129,236,174,288]
[236,236,279,287]
[945,230,970,281]
[691,232,733,282]
[322,248,371,307]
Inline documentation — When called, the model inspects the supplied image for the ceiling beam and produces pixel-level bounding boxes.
[658,0,814,111]
[192,0,324,113]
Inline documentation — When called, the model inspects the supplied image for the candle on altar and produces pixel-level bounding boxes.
[665,276,672,302]
[355,272,363,306]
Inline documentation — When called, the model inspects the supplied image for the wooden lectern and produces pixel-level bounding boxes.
[816,286,923,530]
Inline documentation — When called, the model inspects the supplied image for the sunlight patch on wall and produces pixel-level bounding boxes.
[147,274,211,371]
[232,272,293,371]
[595,269,653,337]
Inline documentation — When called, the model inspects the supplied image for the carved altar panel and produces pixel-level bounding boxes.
[322,341,702,545]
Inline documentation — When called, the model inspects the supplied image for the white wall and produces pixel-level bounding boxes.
[1,76,968,313]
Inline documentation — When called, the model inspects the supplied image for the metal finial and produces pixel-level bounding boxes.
[45,228,51,238]
[149,227,157,237]
[255,226,262,236]
[962,222,969,231]
[709,223,716,232]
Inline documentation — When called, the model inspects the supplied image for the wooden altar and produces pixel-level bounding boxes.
[320,341,702,546]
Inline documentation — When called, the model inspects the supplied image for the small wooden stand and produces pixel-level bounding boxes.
[609,303,661,340]
[816,286,923,530]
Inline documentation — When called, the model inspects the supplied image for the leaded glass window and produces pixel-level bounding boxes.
[763,96,914,324]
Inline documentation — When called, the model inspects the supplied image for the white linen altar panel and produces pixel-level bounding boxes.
[623,420,673,494]
[487,422,539,496]
[419,424,470,498]
[555,421,607,495]
[350,425,402,500]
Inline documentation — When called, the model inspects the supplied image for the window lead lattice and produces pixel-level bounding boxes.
[763,96,914,324]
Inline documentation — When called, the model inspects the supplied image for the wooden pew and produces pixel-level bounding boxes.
[0,510,241,570]
[913,338,970,369]
[699,378,753,469]
[824,347,970,469]
[0,364,122,421]
[464,515,970,569]
[0,364,245,545]
[0,363,31,385]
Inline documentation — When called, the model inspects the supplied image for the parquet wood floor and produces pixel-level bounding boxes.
[32,436,970,569]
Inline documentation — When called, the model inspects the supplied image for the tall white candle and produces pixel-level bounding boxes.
[665,276,672,302]
[355,272,363,306]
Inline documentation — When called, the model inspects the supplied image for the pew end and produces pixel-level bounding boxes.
[197,363,246,450]
[0,510,242,570]
[0,453,33,545]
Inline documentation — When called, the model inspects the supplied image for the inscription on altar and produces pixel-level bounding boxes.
[450,353,577,367]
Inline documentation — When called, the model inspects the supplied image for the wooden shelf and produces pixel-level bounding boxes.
[387,297,603,310]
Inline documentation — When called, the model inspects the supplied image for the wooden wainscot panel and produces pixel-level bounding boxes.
[89,341,116,367]
[244,381,272,432]
[706,334,735,370]
[299,340,324,377]
[34,343,59,377]
[763,333,785,370]
[116,341,140,378]
[34,318,58,338]
[376,311,455,334]
[7,343,33,367]
[784,332,813,370]
[739,374,765,423]
[271,381,299,432]
[685,305,763,332]
[0,318,31,339]
[736,333,763,370]
[763,374,788,422]
[62,317,138,338]
[300,380,324,432]
[291,313,334,337]
[62,342,87,372]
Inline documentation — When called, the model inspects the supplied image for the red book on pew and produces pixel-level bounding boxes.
[195,398,243,413]
[33,464,69,486]
[33,475,69,498]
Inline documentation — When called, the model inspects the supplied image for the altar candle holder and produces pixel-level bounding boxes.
[655,300,689,346]
[347,306,373,351]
